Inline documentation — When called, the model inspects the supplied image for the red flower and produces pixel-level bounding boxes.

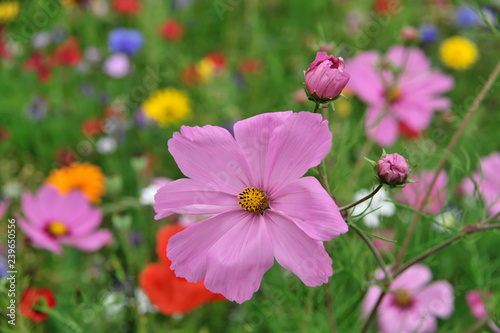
[203,52,226,73]
[139,224,225,315]
[159,19,184,41]
[55,148,78,166]
[50,37,82,67]
[179,64,202,86]
[23,52,51,83]
[238,58,263,75]
[112,0,141,15]
[82,118,104,137]
[398,121,422,139]
[20,287,57,322]
[0,27,12,59]
[373,0,401,15]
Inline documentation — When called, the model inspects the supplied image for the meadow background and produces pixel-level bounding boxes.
[0,0,500,332]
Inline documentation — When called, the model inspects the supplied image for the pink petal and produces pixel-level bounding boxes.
[38,185,65,220]
[21,192,45,227]
[62,229,112,252]
[361,285,383,317]
[392,264,432,291]
[167,210,251,283]
[415,281,454,319]
[264,112,332,193]
[387,46,430,73]
[233,111,292,189]
[377,304,410,333]
[68,208,103,236]
[58,190,93,225]
[204,213,273,303]
[346,51,385,105]
[394,101,433,131]
[18,218,62,254]
[265,210,333,286]
[271,177,348,240]
[154,178,238,219]
[168,125,254,193]
[488,321,500,333]
[366,105,399,147]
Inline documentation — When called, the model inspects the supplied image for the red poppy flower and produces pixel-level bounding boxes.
[238,58,263,75]
[159,19,184,41]
[82,118,104,137]
[23,52,51,83]
[55,148,78,166]
[20,287,57,322]
[112,0,141,15]
[139,224,225,315]
[203,52,226,73]
[50,37,82,67]
[398,121,422,139]
[373,0,401,15]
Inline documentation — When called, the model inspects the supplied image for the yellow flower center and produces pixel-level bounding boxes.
[238,187,270,214]
[48,221,68,237]
[394,289,412,307]
[387,87,401,102]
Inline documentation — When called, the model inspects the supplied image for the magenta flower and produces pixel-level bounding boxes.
[377,153,409,186]
[362,264,454,333]
[154,111,348,303]
[461,152,500,216]
[18,186,112,254]
[305,52,350,102]
[0,199,9,220]
[103,53,130,78]
[396,170,448,214]
[466,290,500,332]
[347,46,454,146]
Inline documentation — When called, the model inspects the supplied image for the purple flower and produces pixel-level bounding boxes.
[377,153,409,186]
[461,152,500,216]
[108,28,143,55]
[103,53,130,78]
[18,186,112,254]
[419,23,439,43]
[455,4,481,27]
[154,112,348,303]
[362,264,454,333]
[25,95,49,122]
[305,52,350,102]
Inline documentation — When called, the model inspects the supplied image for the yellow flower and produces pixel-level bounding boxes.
[142,88,191,127]
[0,2,19,23]
[195,57,216,82]
[439,36,478,70]
[46,163,106,204]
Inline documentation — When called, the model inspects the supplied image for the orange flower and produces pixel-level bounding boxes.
[46,163,105,204]
[139,225,225,315]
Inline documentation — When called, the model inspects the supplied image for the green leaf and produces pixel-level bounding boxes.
[349,223,398,243]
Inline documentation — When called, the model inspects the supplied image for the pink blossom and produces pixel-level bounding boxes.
[154,111,348,303]
[461,152,500,216]
[103,53,130,78]
[347,46,454,146]
[466,290,500,332]
[18,186,112,254]
[396,170,448,214]
[372,228,395,254]
[305,52,350,102]
[0,200,9,220]
[362,264,454,333]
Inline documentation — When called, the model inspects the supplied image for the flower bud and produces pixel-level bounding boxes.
[400,26,418,42]
[377,153,409,186]
[305,52,350,102]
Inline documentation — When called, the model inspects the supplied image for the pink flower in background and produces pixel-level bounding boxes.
[347,46,454,146]
[396,170,448,214]
[0,200,9,219]
[362,264,454,333]
[466,290,500,332]
[18,186,112,254]
[154,111,348,303]
[461,152,500,216]
[103,53,130,78]
[372,228,394,254]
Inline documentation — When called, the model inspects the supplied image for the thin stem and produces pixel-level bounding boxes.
[323,282,337,333]
[351,226,390,284]
[360,291,386,333]
[339,185,382,212]
[349,140,374,188]
[394,58,500,268]
[317,163,329,193]
[313,102,320,113]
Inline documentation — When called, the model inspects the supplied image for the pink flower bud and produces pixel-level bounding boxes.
[400,26,418,41]
[305,52,350,102]
[377,153,409,186]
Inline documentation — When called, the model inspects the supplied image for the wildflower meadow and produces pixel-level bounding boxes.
[1,0,500,332]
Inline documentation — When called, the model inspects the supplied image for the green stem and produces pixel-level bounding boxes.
[339,185,382,212]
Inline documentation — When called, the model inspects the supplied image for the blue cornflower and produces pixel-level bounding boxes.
[108,28,143,55]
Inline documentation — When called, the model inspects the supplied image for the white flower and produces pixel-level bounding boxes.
[134,289,157,314]
[139,178,171,205]
[351,188,395,228]
[97,136,117,155]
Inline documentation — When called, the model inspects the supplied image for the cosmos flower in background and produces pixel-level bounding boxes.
[466,290,500,332]
[46,162,106,204]
[396,170,448,215]
[102,53,130,78]
[461,152,500,216]
[108,28,144,55]
[347,46,454,146]
[439,36,478,70]
[159,19,184,42]
[18,186,112,254]
[139,224,226,315]
[20,287,57,322]
[362,264,454,333]
[351,188,395,228]
[371,228,394,254]
[155,112,348,303]
[141,88,191,127]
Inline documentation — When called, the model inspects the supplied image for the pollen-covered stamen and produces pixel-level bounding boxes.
[238,187,270,214]
[394,289,413,308]
[46,221,68,237]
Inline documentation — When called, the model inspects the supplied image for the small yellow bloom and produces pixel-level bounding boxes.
[195,57,216,82]
[0,2,20,23]
[439,36,478,70]
[46,163,106,204]
[142,88,191,127]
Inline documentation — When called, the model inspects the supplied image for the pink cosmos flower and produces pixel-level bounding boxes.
[461,152,500,216]
[154,111,348,303]
[362,264,454,333]
[396,170,448,214]
[466,290,500,332]
[18,186,112,254]
[347,46,454,146]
